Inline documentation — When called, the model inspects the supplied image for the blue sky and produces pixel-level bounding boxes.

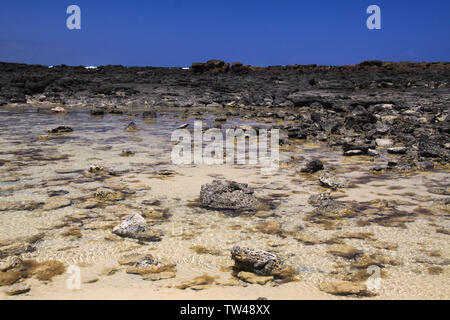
[0,0,449,67]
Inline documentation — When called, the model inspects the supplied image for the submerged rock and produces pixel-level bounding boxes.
[42,197,71,211]
[125,121,139,132]
[142,110,157,118]
[301,159,324,173]
[308,192,346,215]
[308,191,332,207]
[4,282,31,296]
[51,106,67,113]
[319,280,376,297]
[200,180,259,210]
[88,165,104,174]
[327,244,362,259]
[48,126,73,134]
[319,172,348,190]
[112,212,161,241]
[230,246,281,276]
[237,271,274,285]
[90,108,105,116]
[387,146,407,154]
[375,138,393,147]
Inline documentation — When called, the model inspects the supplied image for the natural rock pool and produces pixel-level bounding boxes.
[0,106,448,299]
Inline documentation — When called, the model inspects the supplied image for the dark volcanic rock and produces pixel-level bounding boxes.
[301,159,324,173]
[0,61,448,158]
[200,180,259,210]
[48,126,73,134]
[142,110,157,118]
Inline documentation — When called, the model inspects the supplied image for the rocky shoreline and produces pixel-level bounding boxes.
[1,60,449,110]
[1,60,448,167]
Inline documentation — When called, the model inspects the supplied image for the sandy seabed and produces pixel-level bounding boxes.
[0,106,448,300]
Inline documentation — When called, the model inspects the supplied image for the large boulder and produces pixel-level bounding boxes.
[200,180,259,210]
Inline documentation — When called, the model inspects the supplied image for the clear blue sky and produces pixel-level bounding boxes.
[0,0,449,67]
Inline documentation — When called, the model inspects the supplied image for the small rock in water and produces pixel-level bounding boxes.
[107,107,123,114]
[112,212,161,241]
[387,146,407,154]
[4,282,31,296]
[231,246,281,276]
[200,180,260,210]
[308,191,348,218]
[48,126,73,134]
[51,106,67,113]
[319,172,348,190]
[344,150,364,156]
[176,123,189,129]
[125,121,139,132]
[375,138,394,147]
[417,161,434,171]
[120,149,134,157]
[90,108,105,116]
[300,159,324,173]
[142,110,157,118]
[88,165,104,174]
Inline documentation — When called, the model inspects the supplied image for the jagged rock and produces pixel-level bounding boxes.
[112,212,161,241]
[200,180,259,210]
[319,172,348,190]
[230,246,281,276]
[126,256,176,279]
[94,188,125,201]
[308,192,346,215]
[0,256,22,272]
[308,191,332,207]
[300,159,324,173]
